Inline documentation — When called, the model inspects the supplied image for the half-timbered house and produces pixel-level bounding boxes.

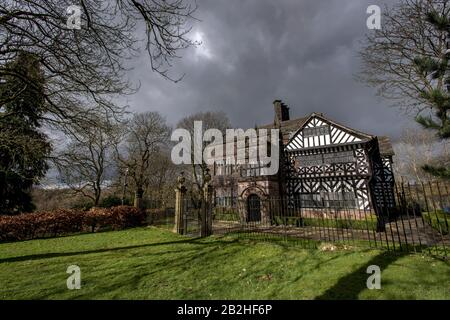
[211,100,395,223]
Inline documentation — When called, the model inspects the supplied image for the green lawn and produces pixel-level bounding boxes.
[0,227,449,300]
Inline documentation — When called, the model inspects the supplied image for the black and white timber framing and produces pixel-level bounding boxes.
[211,100,396,217]
[284,113,395,211]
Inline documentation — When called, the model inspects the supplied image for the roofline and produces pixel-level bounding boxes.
[286,113,374,147]
[285,140,370,153]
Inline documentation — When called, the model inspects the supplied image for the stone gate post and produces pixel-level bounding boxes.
[201,168,213,237]
[134,187,144,209]
[174,172,187,235]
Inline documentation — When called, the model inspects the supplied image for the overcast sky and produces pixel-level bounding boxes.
[125,0,412,141]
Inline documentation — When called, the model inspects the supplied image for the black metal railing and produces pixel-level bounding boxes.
[147,180,449,258]
[209,180,450,257]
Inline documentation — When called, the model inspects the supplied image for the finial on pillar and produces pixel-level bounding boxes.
[204,168,211,184]
[177,171,187,191]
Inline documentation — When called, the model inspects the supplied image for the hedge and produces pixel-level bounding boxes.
[271,215,378,231]
[0,206,146,242]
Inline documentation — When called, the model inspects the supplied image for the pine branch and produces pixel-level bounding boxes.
[422,164,450,180]
[425,10,450,32]
[415,115,441,130]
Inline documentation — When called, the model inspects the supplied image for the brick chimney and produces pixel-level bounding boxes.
[273,100,290,127]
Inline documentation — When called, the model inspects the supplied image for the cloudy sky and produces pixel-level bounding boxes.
[126,0,412,141]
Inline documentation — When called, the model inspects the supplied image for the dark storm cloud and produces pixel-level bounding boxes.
[126,0,410,140]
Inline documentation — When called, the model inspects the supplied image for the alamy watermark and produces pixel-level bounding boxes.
[63,5,380,32]
[366,265,381,290]
[66,5,81,30]
[171,122,280,176]
[367,5,381,30]
[66,265,81,290]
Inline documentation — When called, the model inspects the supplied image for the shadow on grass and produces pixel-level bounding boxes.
[0,229,318,266]
[0,237,240,264]
[315,251,408,300]
[41,237,249,299]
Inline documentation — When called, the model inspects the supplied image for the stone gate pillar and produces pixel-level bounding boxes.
[201,168,213,237]
[174,172,187,235]
[134,187,144,209]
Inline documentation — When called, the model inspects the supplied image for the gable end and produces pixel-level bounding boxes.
[286,114,372,151]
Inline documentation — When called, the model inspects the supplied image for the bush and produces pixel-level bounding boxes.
[0,206,146,242]
[84,207,112,232]
[109,206,146,229]
[99,195,130,208]
[71,200,94,211]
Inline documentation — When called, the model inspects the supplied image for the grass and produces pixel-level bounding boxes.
[0,227,449,300]
[422,211,449,235]
[213,208,240,222]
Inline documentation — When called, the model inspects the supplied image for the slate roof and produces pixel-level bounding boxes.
[258,117,309,143]
[378,136,395,156]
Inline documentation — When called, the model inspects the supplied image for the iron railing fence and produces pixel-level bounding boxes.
[149,201,202,237]
[148,181,449,258]
[148,207,175,231]
[210,181,450,257]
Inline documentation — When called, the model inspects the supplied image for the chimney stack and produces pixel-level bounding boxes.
[273,100,290,126]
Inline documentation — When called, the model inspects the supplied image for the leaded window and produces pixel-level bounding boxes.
[321,192,356,208]
[215,163,235,176]
[323,151,355,164]
[298,193,322,207]
[215,196,237,208]
[296,192,357,208]
[297,154,323,166]
[303,125,330,138]
[297,151,355,168]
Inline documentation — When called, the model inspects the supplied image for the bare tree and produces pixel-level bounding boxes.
[359,0,448,114]
[393,127,448,182]
[117,112,171,208]
[146,150,179,208]
[55,119,121,206]
[176,111,231,205]
[0,0,198,134]
[359,0,450,179]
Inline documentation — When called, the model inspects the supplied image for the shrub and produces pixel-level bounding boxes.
[84,207,112,232]
[0,206,146,242]
[99,195,130,208]
[0,209,84,242]
[71,200,94,211]
[109,206,146,230]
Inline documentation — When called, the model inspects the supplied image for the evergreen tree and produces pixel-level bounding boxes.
[0,52,51,214]
[414,10,450,179]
